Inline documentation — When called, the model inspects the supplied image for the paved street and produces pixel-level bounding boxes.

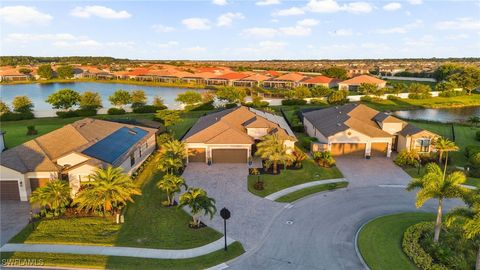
[1,201,31,245]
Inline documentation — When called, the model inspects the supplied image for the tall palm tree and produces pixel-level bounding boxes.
[446,190,480,270]
[178,187,216,227]
[157,139,190,174]
[74,166,141,216]
[433,137,459,167]
[30,180,71,216]
[407,163,468,242]
[157,174,187,206]
[256,134,292,174]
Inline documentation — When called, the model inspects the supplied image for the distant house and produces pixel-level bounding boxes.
[0,118,158,201]
[263,73,306,89]
[205,72,250,86]
[300,75,341,88]
[79,67,114,80]
[0,68,32,82]
[233,74,271,87]
[302,104,438,158]
[337,75,387,91]
[183,106,296,164]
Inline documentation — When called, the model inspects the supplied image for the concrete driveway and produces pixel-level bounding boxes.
[1,201,31,245]
[182,163,284,250]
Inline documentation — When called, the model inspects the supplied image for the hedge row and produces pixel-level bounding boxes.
[402,222,449,270]
[56,109,97,118]
[0,112,35,121]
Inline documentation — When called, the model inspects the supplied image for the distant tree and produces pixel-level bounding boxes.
[292,86,311,99]
[18,68,32,75]
[176,90,202,108]
[467,115,480,127]
[0,100,10,115]
[327,90,348,105]
[358,83,378,95]
[46,89,80,110]
[79,91,102,110]
[12,96,34,113]
[56,65,74,79]
[372,87,387,98]
[109,90,131,107]
[408,83,432,99]
[130,90,147,108]
[433,63,460,81]
[152,96,166,108]
[447,66,480,95]
[37,64,54,79]
[435,80,458,92]
[216,86,246,103]
[310,85,332,97]
[391,82,407,96]
[202,91,215,103]
[155,110,181,127]
[321,67,348,80]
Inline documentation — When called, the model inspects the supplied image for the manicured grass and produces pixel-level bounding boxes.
[465,177,480,188]
[358,212,435,270]
[9,152,222,249]
[275,181,348,203]
[0,241,244,270]
[248,159,343,197]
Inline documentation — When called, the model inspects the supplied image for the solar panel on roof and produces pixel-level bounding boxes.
[82,127,148,164]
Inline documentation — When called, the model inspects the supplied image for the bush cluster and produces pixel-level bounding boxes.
[56,109,97,118]
[309,98,326,105]
[107,108,126,115]
[438,90,465,97]
[190,101,215,111]
[132,105,165,114]
[408,93,432,99]
[394,150,419,167]
[281,99,307,106]
[298,136,318,151]
[387,95,401,100]
[0,111,34,121]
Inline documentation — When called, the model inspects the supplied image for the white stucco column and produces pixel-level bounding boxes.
[365,142,371,157]
[387,142,392,157]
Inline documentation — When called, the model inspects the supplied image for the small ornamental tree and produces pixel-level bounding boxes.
[292,86,311,99]
[56,65,74,79]
[216,86,246,103]
[109,90,132,108]
[131,90,147,108]
[46,89,80,110]
[79,91,103,110]
[37,64,54,79]
[0,100,10,115]
[18,68,32,75]
[358,83,378,95]
[155,110,181,127]
[12,96,34,113]
[176,91,202,108]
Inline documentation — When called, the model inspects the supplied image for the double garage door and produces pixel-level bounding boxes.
[330,142,388,157]
[189,148,248,163]
[0,181,20,201]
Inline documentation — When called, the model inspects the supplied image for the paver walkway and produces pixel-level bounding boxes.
[264,178,347,201]
[0,236,236,259]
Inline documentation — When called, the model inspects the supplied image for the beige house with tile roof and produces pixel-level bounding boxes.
[183,106,296,164]
[0,118,158,201]
[302,104,438,158]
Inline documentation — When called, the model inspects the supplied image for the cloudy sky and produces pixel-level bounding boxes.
[1,0,479,60]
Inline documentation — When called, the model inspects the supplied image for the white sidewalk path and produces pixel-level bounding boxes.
[264,178,347,201]
[0,237,235,259]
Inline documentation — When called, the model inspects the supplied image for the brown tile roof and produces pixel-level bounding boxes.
[270,72,306,82]
[339,75,386,85]
[302,75,340,84]
[210,72,250,80]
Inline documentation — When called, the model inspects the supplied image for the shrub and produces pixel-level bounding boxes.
[394,150,420,167]
[470,152,480,168]
[408,93,432,99]
[0,111,34,121]
[190,101,215,111]
[132,105,161,113]
[465,145,480,158]
[312,151,335,167]
[360,95,373,102]
[26,125,38,135]
[225,103,237,109]
[76,109,97,117]
[476,131,480,141]
[281,99,307,106]
[107,108,126,115]
[327,90,348,105]
[438,90,465,97]
[309,98,326,105]
[402,222,449,270]
[56,110,79,118]
[387,94,400,100]
[298,136,317,151]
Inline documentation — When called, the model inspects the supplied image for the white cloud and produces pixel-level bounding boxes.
[183,46,207,53]
[212,0,228,6]
[305,0,373,14]
[436,18,480,30]
[343,2,373,13]
[182,18,211,30]
[217,12,244,27]
[151,24,175,33]
[407,0,423,5]
[156,41,179,48]
[241,27,278,38]
[256,0,281,6]
[273,7,305,16]
[70,5,131,19]
[375,20,422,34]
[297,18,320,27]
[383,2,402,11]
[445,34,469,40]
[280,26,311,36]
[330,29,353,36]
[0,6,53,26]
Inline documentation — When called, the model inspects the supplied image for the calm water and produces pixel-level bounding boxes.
[393,106,480,122]
[0,82,206,115]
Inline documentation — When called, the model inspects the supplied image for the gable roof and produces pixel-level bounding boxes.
[302,75,340,84]
[210,72,250,80]
[340,75,386,85]
[399,124,426,136]
[183,106,296,144]
[270,72,306,82]
[238,74,271,82]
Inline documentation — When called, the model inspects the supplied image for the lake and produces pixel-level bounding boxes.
[392,106,480,123]
[0,82,206,116]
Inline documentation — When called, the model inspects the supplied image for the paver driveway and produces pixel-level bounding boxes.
[1,201,31,245]
[182,163,284,250]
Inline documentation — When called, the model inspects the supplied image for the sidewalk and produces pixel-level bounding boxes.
[264,178,347,201]
[0,237,235,259]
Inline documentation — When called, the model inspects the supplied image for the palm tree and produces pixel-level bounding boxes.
[157,174,187,206]
[446,190,480,270]
[30,180,71,216]
[433,137,459,167]
[157,140,190,174]
[178,187,216,227]
[406,163,468,243]
[255,134,293,174]
[74,166,141,216]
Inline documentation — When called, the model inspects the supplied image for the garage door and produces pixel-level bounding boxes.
[212,149,247,163]
[189,148,206,162]
[371,143,388,157]
[330,143,366,156]
[30,178,50,192]
[0,181,20,201]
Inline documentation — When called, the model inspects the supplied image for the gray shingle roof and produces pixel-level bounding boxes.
[182,107,239,140]
[302,103,357,137]
[399,123,424,136]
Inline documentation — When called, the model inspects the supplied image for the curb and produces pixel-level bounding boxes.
[354,221,371,270]
[264,178,347,201]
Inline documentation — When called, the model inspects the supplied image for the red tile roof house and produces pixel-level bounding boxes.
[262,72,307,89]
[300,75,341,88]
[0,118,158,201]
[183,106,296,164]
[180,72,217,85]
[0,68,32,82]
[302,103,438,158]
[232,74,271,87]
[205,72,251,86]
[337,75,387,91]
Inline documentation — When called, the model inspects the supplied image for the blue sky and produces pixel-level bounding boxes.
[1,0,479,60]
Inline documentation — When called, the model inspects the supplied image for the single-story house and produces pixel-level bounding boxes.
[302,103,438,158]
[0,118,158,201]
[233,74,271,87]
[0,68,32,82]
[183,106,296,164]
[300,75,341,88]
[263,73,307,89]
[205,72,250,86]
[337,75,387,91]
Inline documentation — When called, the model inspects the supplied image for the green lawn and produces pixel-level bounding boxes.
[275,181,348,203]
[358,212,435,270]
[465,177,480,188]
[168,110,208,139]
[0,241,244,270]
[248,159,343,197]
[9,152,222,249]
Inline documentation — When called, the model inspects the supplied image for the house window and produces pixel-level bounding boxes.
[139,148,142,157]
[414,138,430,152]
[130,154,135,166]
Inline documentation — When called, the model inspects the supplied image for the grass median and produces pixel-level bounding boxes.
[275,181,348,203]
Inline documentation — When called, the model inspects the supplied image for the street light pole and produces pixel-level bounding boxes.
[220,207,231,252]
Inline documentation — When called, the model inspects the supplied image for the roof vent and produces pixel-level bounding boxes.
[79,123,86,128]
[337,123,341,126]
[128,129,138,135]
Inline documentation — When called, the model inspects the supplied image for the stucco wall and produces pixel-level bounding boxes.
[57,153,89,167]
[247,128,269,139]
[119,134,156,173]
[303,118,328,143]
